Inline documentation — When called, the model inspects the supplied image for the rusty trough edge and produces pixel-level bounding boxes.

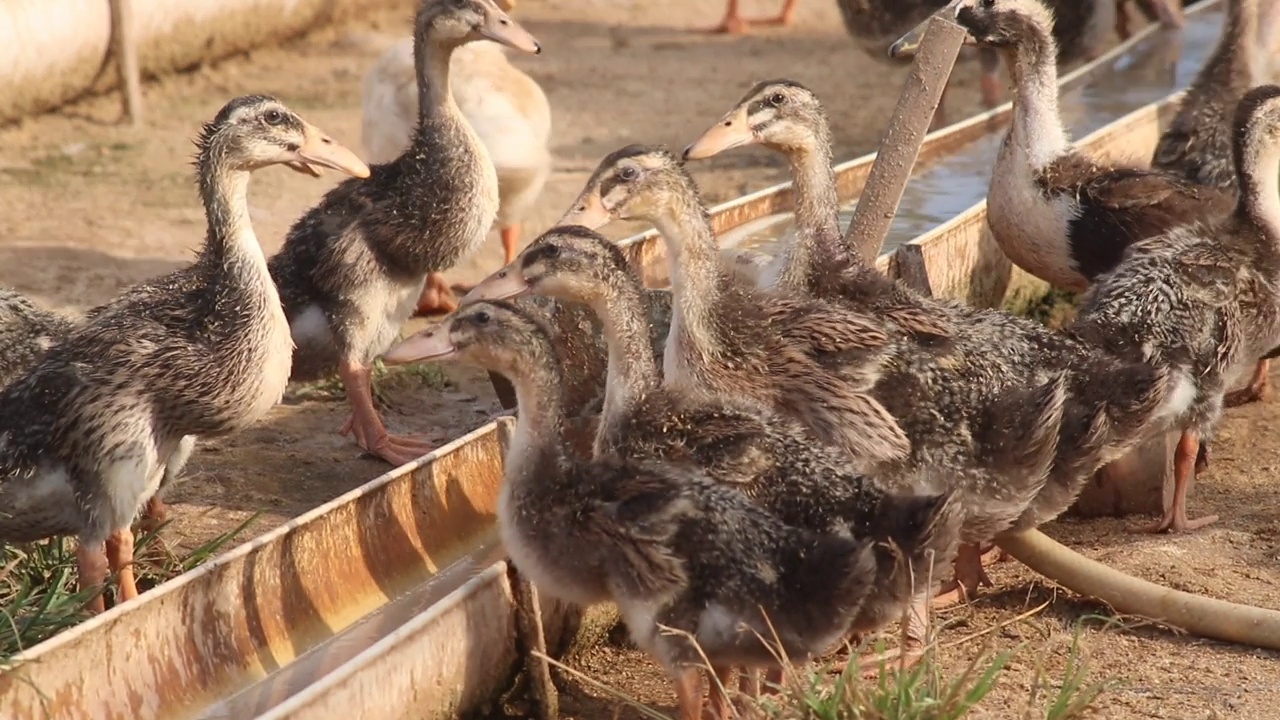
[0,420,509,719]
[258,561,519,720]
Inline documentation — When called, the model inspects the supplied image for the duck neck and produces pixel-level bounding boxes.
[651,190,726,358]
[1211,0,1259,86]
[195,161,271,290]
[1237,135,1280,240]
[781,136,848,286]
[413,35,462,135]
[506,360,568,476]
[588,274,661,429]
[1002,35,1068,169]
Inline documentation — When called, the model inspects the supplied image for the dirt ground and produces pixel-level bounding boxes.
[0,0,1277,717]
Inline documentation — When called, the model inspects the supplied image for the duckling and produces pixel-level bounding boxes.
[360,0,552,317]
[463,226,964,669]
[269,0,540,466]
[1070,85,1280,534]
[893,0,1234,295]
[0,291,194,531]
[560,148,920,468]
[680,81,1172,596]
[0,96,369,612]
[705,0,800,35]
[1152,0,1278,407]
[382,300,877,720]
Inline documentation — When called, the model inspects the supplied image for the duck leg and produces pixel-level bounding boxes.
[706,0,750,34]
[1116,0,1134,40]
[338,359,435,466]
[105,527,139,605]
[501,224,521,265]
[672,667,706,720]
[76,539,110,614]
[753,0,800,26]
[707,665,735,720]
[931,542,995,608]
[138,495,169,533]
[1136,429,1219,534]
[414,272,459,317]
[978,48,1004,109]
[1225,359,1270,407]
[1145,0,1186,30]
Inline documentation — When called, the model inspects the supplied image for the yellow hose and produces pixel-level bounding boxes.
[997,529,1280,650]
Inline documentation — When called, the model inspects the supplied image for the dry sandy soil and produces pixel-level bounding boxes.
[0,0,1277,717]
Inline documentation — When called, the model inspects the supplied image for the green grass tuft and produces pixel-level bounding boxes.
[0,513,259,664]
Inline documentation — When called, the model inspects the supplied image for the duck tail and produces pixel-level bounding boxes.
[989,372,1069,479]
[1065,363,1172,478]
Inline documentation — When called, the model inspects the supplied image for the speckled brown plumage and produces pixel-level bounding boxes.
[269,0,538,466]
[962,0,1235,293]
[1069,85,1280,532]
[0,290,74,388]
[0,96,339,609]
[680,79,1176,538]
[1152,0,1262,194]
[0,291,197,513]
[1036,155,1235,280]
[398,300,879,688]
[477,227,964,637]
[563,145,1172,550]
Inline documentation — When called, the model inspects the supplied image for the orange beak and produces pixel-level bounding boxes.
[558,189,613,229]
[683,105,754,161]
[462,261,531,304]
[285,121,371,179]
[382,325,456,365]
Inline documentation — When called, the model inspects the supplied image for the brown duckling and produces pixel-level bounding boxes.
[1069,85,1280,533]
[893,0,1234,294]
[268,0,540,467]
[0,96,368,612]
[1153,0,1279,407]
[464,226,964,669]
[680,80,1173,595]
[561,149,919,467]
[383,300,877,720]
[0,291,196,531]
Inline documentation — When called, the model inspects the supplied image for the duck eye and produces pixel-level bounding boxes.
[543,244,561,258]
[979,0,994,8]
[768,92,787,106]
[474,311,491,325]
[617,166,639,181]
[263,110,284,126]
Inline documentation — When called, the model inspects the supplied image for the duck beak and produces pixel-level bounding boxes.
[479,1,542,54]
[684,106,753,161]
[889,2,973,59]
[464,263,530,303]
[559,189,613,229]
[383,326,456,366]
[287,122,372,179]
